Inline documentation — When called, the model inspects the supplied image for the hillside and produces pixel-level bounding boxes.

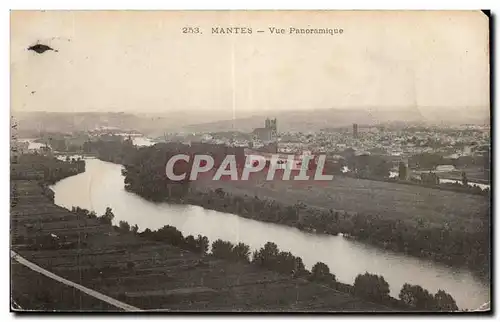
[11,179,390,311]
[181,106,489,133]
[11,105,489,137]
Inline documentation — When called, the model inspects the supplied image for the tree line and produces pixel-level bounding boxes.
[88,142,489,279]
[116,144,489,280]
[11,154,86,183]
[71,206,459,311]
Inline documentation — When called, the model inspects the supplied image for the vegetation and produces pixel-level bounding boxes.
[179,188,488,278]
[11,182,18,208]
[310,262,336,284]
[14,150,468,311]
[347,154,391,178]
[434,290,460,311]
[462,171,468,186]
[139,226,209,255]
[66,204,460,311]
[399,283,458,311]
[118,220,130,232]
[11,154,85,183]
[252,242,308,277]
[398,162,407,180]
[388,174,489,196]
[409,153,445,170]
[399,283,435,310]
[210,239,250,262]
[353,272,390,302]
[115,144,489,278]
[99,207,115,225]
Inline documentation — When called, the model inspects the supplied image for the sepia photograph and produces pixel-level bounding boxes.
[9,10,491,313]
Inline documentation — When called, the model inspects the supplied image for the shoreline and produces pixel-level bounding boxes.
[129,184,489,282]
[11,156,395,311]
[118,161,489,281]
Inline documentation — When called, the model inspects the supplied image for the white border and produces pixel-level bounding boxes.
[2,1,498,322]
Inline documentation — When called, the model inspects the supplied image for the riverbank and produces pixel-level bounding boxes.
[51,158,490,310]
[128,181,489,280]
[195,168,489,271]
[11,159,391,311]
[109,142,488,281]
[120,162,488,279]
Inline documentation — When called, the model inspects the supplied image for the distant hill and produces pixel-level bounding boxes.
[181,107,427,133]
[182,106,490,133]
[11,106,489,137]
[11,111,233,137]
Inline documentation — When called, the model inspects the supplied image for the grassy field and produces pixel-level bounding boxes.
[10,178,389,312]
[194,170,489,231]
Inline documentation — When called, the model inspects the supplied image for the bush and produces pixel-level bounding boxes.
[211,239,234,259]
[252,242,278,266]
[195,235,209,255]
[99,207,115,225]
[311,262,336,283]
[232,242,251,262]
[399,283,436,310]
[434,290,459,311]
[252,241,307,276]
[119,220,130,232]
[156,225,184,246]
[353,272,390,301]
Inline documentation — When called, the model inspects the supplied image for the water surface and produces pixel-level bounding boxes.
[51,158,490,310]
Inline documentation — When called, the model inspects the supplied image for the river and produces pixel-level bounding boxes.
[51,158,489,310]
[389,171,489,190]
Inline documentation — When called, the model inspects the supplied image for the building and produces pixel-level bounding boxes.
[244,149,306,171]
[265,118,278,134]
[252,118,278,142]
[353,123,358,138]
[253,127,273,142]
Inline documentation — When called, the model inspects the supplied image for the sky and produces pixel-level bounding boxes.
[11,11,489,119]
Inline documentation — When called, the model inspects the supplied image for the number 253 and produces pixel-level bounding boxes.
[182,27,201,34]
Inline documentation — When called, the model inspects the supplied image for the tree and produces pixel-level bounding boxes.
[461,171,468,186]
[156,225,184,246]
[398,162,407,180]
[215,188,225,198]
[185,235,197,251]
[252,242,279,266]
[434,290,458,311]
[399,283,436,310]
[99,207,115,225]
[409,153,444,169]
[421,172,439,185]
[131,224,139,234]
[119,220,130,232]
[291,255,307,277]
[232,242,251,262]
[353,272,390,301]
[372,159,391,178]
[211,239,234,259]
[251,241,306,276]
[195,235,209,255]
[311,262,335,283]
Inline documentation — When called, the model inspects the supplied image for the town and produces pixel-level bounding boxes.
[13,115,489,191]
